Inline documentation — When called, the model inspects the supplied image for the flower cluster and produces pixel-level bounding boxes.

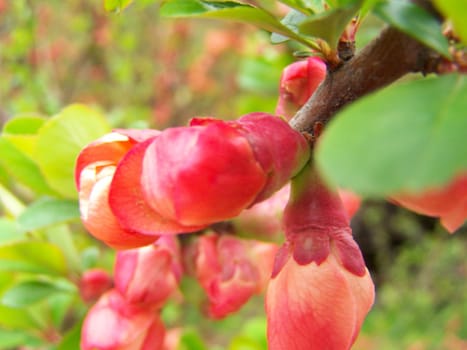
[76,57,378,350]
[81,236,181,350]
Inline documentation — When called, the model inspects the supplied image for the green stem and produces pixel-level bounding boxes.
[0,183,25,217]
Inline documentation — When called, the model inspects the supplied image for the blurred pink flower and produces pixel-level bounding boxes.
[114,236,182,307]
[79,268,113,303]
[392,173,467,232]
[194,233,278,319]
[81,289,165,350]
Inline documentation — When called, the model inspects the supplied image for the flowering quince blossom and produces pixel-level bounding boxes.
[193,233,278,319]
[80,289,165,350]
[75,130,162,249]
[391,173,467,233]
[266,162,375,350]
[275,56,327,120]
[140,112,310,226]
[114,235,182,307]
[76,113,309,248]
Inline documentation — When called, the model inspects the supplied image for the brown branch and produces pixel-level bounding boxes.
[289,25,441,133]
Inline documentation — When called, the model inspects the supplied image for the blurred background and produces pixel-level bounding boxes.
[0,1,465,349]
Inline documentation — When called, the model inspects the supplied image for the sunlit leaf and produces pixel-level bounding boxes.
[0,305,39,330]
[35,104,110,199]
[2,115,45,158]
[0,138,55,195]
[0,241,68,275]
[434,0,467,45]
[374,0,450,58]
[316,74,467,195]
[17,197,80,231]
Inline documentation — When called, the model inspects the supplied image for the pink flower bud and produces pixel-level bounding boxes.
[141,113,309,226]
[275,57,327,120]
[79,268,113,303]
[81,289,165,350]
[114,236,182,307]
[194,233,278,319]
[76,132,159,249]
[266,162,374,349]
[391,173,467,233]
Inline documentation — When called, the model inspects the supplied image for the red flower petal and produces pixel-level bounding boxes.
[109,138,204,235]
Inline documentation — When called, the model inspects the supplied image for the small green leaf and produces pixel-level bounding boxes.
[104,0,133,13]
[374,0,450,58]
[316,74,467,195]
[0,241,68,275]
[2,115,45,158]
[0,138,55,195]
[0,219,27,245]
[271,9,308,44]
[160,0,315,48]
[17,197,80,231]
[299,4,360,48]
[35,104,110,199]
[434,0,467,45]
[1,279,76,308]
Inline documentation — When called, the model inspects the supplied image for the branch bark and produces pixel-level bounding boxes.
[289,25,440,133]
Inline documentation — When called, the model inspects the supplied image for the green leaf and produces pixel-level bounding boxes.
[0,137,55,195]
[160,0,315,48]
[17,197,80,231]
[0,241,68,275]
[299,4,360,48]
[2,115,45,158]
[316,74,467,196]
[0,219,27,245]
[178,328,208,350]
[0,329,41,349]
[35,104,110,199]
[0,305,39,330]
[1,279,76,308]
[104,0,133,13]
[271,9,308,44]
[434,0,467,45]
[374,0,450,58]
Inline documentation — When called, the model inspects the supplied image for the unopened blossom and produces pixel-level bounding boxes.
[76,130,202,249]
[194,233,278,319]
[266,162,374,350]
[392,172,467,232]
[76,131,160,249]
[79,268,113,303]
[276,57,327,119]
[114,235,182,307]
[140,112,309,226]
[80,289,165,350]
